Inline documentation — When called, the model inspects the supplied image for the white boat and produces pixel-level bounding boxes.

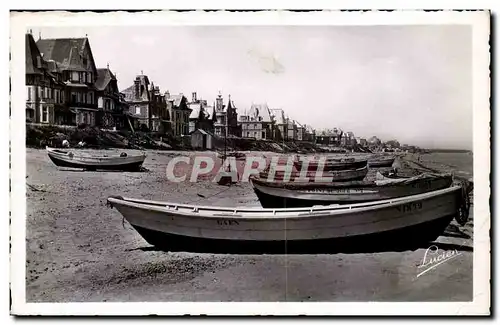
[46,147,146,171]
[107,186,467,250]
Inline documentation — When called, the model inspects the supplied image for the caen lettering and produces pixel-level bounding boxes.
[397,201,423,213]
[217,219,240,226]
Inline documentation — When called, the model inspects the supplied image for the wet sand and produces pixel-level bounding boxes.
[25,149,473,302]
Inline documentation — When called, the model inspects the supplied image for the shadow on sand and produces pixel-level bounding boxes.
[127,236,473,255]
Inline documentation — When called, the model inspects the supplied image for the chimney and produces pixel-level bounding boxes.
[36,56,42,69]
[134,78,140,98]
[192,92,197,102]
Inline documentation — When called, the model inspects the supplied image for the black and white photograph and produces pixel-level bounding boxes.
[9,10,490,316]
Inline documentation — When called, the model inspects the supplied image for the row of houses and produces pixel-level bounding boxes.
[25,31,194,137]
[25,32,315,142]
[238,104,315,142]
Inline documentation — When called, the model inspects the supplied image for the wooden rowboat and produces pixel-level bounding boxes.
[107,186,466,251]
[293,156,368,171]
[259,165,369,182]
[368,156,396,167]
[250,172,453,208]
[46,147,146,171]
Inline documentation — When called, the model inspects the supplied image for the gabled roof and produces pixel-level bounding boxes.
[26,33,46,74]
[169,94,187,108]
[270,108,286,125]
[189,103,202,119]
[121,75,150,102]
[36,37,96,72]
[245,103,272,123]
[95,68,117,91]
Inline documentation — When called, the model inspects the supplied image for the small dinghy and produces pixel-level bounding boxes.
[107,186,468,250]
[293,155,368,171]
[46,147,146,171]
[250,172,454,208]
[368,156,396,168]
[259,165,369,182]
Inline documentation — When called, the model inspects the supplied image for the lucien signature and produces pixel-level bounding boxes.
[417,245,462,278]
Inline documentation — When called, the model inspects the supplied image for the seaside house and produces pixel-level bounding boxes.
[304,125,316,143]
[36,34,99,126]
[270,108,287,141]
[95,65,122,130]
[25,32,66,125]
[296,121,306,141]
[149,83,169,133]
[121,74,153,131]
[286,117,297,141]
[239,103,273,140]
[188,92,213,133]
[214,92,240,138]
[166,91,191,136]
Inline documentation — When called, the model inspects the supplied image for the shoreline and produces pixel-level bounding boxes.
[25,148,473,302]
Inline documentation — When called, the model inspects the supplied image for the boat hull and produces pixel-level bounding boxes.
[251,174,453,208]
[130,213,453,253]
[107,186,462,248]
[259,166,369,182]
[46,147,146,171]
[368,157,396,167]
[294,158,368,171]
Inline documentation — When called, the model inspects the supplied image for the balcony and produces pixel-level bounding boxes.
[68,101,99,110]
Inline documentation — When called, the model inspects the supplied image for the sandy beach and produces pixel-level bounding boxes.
[25,149,473,302]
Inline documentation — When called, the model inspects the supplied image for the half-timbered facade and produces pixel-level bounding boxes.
[36,36,99,126]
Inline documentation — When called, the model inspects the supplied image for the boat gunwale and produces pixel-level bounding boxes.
[250,173,452,189]
[46,147,147,161]
[107,185,461,221]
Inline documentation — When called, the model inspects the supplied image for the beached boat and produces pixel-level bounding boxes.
[250,172,453,208]
[46,147,146,171]
[259,165,369,182]
[106,186,467,250]
[368,156,396,167]
[293,155,368,171]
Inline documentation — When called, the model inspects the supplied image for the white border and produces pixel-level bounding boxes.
[9,9,491,316]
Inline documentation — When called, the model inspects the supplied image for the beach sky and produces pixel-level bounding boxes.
[29,25,473,150]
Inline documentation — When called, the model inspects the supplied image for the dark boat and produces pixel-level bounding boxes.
[258,165,369,183]
[368,156,396,167]
[46,147,146,171]
[250,172,454,208]
[293,155,368,171]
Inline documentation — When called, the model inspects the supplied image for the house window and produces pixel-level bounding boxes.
[135,106,141,115]
[88,72,92,82]
[27,87,31,101]
[262,132,265,139]
[72,71,79,82]
[71,93,77,103]
[89,92,93,104]
[254,132,257,138]
[247,132,250,137]
[41,106,48,123]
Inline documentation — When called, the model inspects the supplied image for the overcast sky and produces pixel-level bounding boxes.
[31,25,472,150]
